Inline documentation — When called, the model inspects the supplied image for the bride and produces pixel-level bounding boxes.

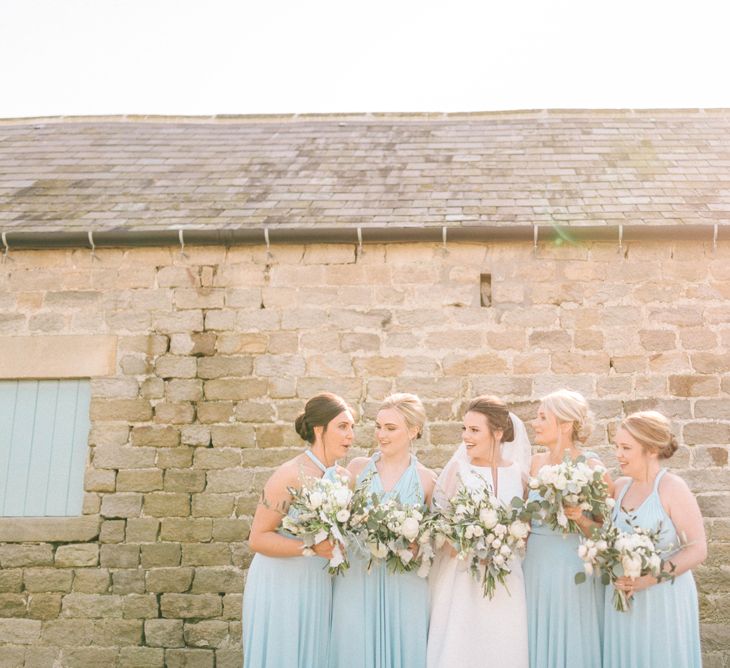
[427,396,530,668]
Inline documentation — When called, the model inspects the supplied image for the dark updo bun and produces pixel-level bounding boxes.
[622,411,679,460]
[465,395,514,442]
[295,392,351,444]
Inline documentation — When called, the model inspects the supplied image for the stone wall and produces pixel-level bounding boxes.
[0,240,728,667]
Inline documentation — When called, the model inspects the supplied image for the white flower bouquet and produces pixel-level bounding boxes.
[433,479,531,598]
[280,474,353,575]
[575,521,669,611]
[527,456,613,534]
[348,482,433,577]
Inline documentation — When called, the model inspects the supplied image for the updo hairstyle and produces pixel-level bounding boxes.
[378,393,427,439]
[540,389,594,444]
[621,410,679,460]
[294,392,350,444]
[465,395,515,443]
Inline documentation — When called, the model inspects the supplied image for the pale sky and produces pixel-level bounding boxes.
[1,0,729,118]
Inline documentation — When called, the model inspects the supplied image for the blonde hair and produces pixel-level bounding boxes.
[541,389,594,444]
[621,411,678,460]
[379,393,426,439]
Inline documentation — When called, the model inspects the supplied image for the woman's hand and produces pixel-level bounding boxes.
[312,538,336,560]
[564,504,584,522]
[614,574,658,597]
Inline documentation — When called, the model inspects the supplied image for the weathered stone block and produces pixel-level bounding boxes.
[156,447,194,469]
[40,618,94,646]
[165,469,206,493]
[145,618,185,648]
[24,568,73,592]
[73,569,110,594]
[100,519,126,544]
[166,379,204,402]
[100,544,140,568]
[27,592,62,620]
[183,620,230,648]
[205,469,253,494]
[122,593,159,619]
[221,593,243,620]
[165,648,215,668]
[93,618,143,646]
[84,468,117,492]
[118,646,165,668]
[160,593,222,619]
[0,544,53,567]
[154,401,196,424]
[204,379,267,401]
[112,569,146,595]
[182,425,212,447]
[216,332,267,355]
[211,424,256,448]
[101,493,143,518]
[197,356,253,379]
[93,445,157,469]
[144,492,191,517]
[0,646,25,666]
[125,518,159,543]
[182,544,231,567]
[191,567,244,594]
[61,593,123,618]
[55,543,99,568]
[0,516,100,543]
[192,494,235,517]
[233,401,276,422]
[155,355,198,379]
[141,377,165,399]
[698,494,730,518]
[174,287,225,310]
[0,593,26,616]
[255,424,298,449]
[669,374,720,397]
[196,401,234,423]
[0,569,22,593]
[90,399,153,422]
[146,567,194,594]
[153,310,204,334]
[160,519,212,543]
[193,449,241,470]
[131,426,180,448]
[141,543,181,568]
[116,468,164,492]
[684,423,730,445]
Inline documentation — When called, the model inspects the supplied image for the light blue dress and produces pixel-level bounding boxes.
[242,450,336,668]
[603,468,702,668]
[329,453,429,668]
[523,452,605,668]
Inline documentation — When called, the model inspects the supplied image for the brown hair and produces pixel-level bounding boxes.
[295,392,351,444]
[465,395,515,442]
[621,411,679,460]
[379,393,427,439]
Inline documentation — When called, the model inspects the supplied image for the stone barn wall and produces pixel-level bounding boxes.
[0,239,728,667]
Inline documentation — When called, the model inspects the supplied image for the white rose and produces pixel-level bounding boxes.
[596,540,608,552]
[584,562,594,576]
[509,521,529,540]
[334,487,352,506]
[494,523,507,537]
[401,517,420,542]
[648,554,662,574]
[500,544,511,556]
[554,475,568,491]
[309,492,324,509]
[493,554,505,567]
[622,554,642,579]
[398,549,414,565]
[606,498,616,509]
[473,525,484,537]
[329,545,345,568]
[528,478,539,489]
[578,544,588,559]
[369,542,388,559]
[464,525,475,540]
[336,509,350,523]
[492,538,502,549]
[479,508,499,529]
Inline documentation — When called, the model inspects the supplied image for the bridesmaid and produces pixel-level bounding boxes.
[604,411,706,668]
[329,393,436,668]
[242,392,354,668]
[523,389,610,668]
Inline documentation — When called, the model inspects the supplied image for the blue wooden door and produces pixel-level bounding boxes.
[0,379,91,516]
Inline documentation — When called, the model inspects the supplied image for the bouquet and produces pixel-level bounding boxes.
[575,520,670,611]
[348,480,434,577]
[526,456,612,533]
[280,473,353,575]
[433,478,531,598]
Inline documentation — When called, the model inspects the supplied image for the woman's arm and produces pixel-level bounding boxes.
[248,465,334,559]
[662,474,708,576]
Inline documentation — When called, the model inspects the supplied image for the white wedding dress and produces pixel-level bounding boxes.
[427,443,529,668]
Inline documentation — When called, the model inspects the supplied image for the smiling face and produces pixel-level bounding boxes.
[615,426,654,478]
[531,403,562,447]
[462,411,502,464]
[375,407,415,456]
[318,410,355,461]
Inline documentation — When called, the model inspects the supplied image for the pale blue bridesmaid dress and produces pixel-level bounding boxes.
[603,468,702,668]
[523,452,605,668]
[329,453,429,668]
[242,450,336,668]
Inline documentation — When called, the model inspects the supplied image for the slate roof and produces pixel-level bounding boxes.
[1,110,729,237]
